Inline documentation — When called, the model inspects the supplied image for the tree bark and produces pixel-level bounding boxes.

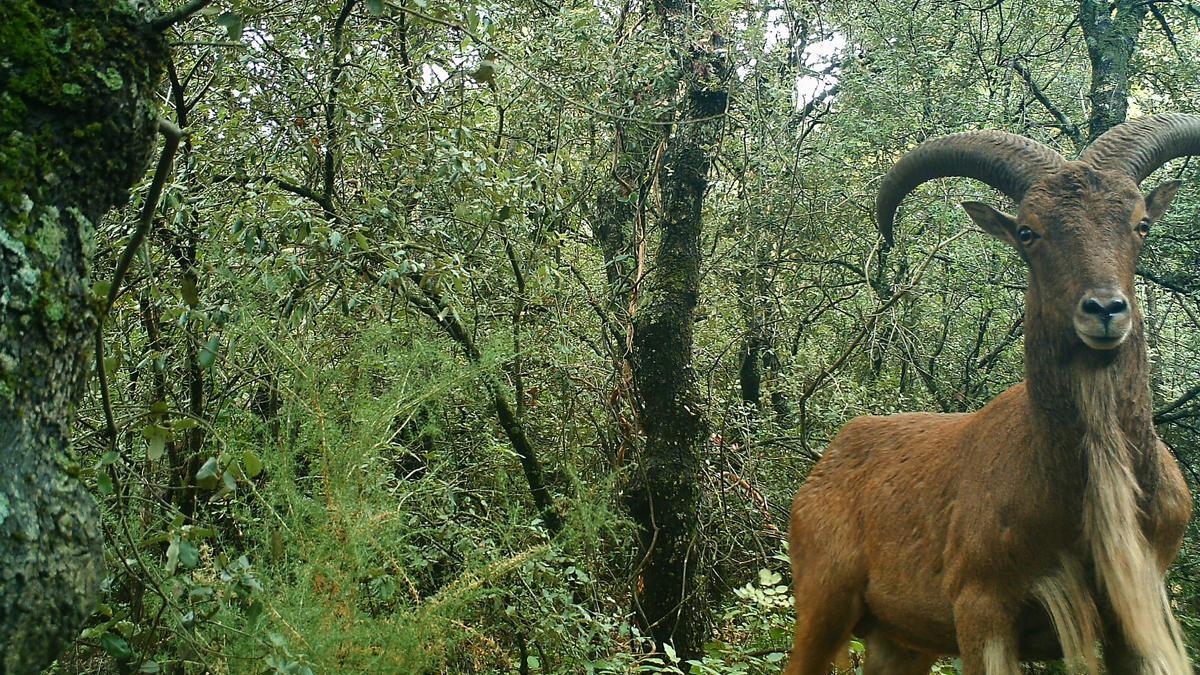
[0,3,166,672]
[625,0,728,661]
[1080,0,1149,142]
[627,133,711,659]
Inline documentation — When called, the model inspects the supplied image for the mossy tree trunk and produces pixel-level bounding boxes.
[625,0,728,662]
[1080,0,1148,142]
[0,3,166,672]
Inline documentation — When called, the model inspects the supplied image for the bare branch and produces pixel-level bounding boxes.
[1148,3,1186,62]
[96,119,184,441]
[1156,383,1200,425]
[150,0,216,32]
[1010,59,1083,147]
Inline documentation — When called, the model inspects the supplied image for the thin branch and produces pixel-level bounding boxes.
[402,277,564,534]
[790,82,842,131]
[324,0,360,213]
[93,329,119,442]
[104,120,184,315]
[1138,266,1197,296]
[1148,3,1185,62]
[1156,383,1200,424]
[150,0,216,32]
[975,316,1024,371]
[96,119,184,442]
[270,176,337,216]
[208,173,337,216]
[1010,59,1083,147]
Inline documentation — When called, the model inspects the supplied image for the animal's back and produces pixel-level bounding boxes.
[792,408,974,546]
[788,386,1051,653]
[793,385,1038,547]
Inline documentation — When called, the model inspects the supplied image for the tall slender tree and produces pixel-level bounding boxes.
[623,0,730,661]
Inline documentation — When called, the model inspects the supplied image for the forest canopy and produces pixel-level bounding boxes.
[2,0,1200,673]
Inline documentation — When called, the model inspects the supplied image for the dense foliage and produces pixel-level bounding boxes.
[23,0,1200,672]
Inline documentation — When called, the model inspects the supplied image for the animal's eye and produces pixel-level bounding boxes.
[1017,225,1038,245]
[1136,218,1151,238]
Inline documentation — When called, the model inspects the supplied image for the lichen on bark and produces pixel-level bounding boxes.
[0,2,167,672]
[1080,0,1148,142]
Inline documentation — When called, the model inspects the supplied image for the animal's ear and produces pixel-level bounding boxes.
[961,201,1017,244]
[1145,180,1182,221]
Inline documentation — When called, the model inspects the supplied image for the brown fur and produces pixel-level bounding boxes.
[786,163,1192,674]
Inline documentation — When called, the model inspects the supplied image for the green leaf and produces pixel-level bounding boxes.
[97,472,114,496]
[139,660,161,673]
[100,632,133,662]
[366,0,385,15]
[758,568,782,586]
[196,457,220,489]
[270,530,285,561]
[178,540,200,569]
[199,334,220,369]
[181,272,200,307]
[246,599,265,628]
[143,424,168,461]
[147,434,166,461]
[242,450,264,478]
[471,60,496,84]
[662,642,677,663]
[97,67,124,91]
[166,538,180,574]
[215,11,244,40]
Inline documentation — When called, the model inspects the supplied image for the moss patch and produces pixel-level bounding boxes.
[0,2,169,672]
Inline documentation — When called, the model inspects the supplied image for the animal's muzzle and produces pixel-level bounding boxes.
[1074,289,1132,350]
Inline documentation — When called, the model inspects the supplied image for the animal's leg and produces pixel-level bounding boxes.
[954,589,1020,675]
[783,572,863,675]
[862,632,937,675]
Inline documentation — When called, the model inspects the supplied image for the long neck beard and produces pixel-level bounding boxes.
[1075,370,1188,675]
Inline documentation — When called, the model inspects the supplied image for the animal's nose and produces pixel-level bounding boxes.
[1080,293,1128,320]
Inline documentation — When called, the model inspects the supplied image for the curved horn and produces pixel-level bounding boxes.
[1079,113,1200,183]
[877,131,1064,245]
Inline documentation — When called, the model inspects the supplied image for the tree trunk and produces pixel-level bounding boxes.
[627,131,711,659]
[625,0,728,661]
[1080,0,1149,142]
[0,4,166,672]
[736,258,792,427]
